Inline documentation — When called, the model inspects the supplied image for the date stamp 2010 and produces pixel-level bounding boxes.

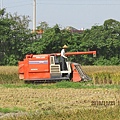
[91,101,120,106]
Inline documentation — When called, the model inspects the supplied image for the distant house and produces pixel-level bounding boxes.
[31,29,44,39]
[36,29,44,34]
[65,26,84,34]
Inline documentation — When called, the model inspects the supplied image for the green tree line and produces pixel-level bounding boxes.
[0,9,120,65]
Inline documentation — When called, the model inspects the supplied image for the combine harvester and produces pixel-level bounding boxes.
[18,51,96,83]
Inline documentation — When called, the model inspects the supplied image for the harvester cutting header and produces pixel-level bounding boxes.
[18,49,96,83]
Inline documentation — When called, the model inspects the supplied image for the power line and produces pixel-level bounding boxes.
[5,1,31,5]
[2,1,32,9]
[5,3,32,9]
[3,1,120,9]
[40,0,120,1]
[37,2,120,6]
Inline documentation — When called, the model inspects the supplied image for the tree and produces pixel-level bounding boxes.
[81,19,120,65]
[0,11,35,65]
[0,10,120,66]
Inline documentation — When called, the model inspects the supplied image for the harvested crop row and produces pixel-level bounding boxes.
[0,87,119,112]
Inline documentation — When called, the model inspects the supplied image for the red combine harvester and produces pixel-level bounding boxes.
[18,51,96,83]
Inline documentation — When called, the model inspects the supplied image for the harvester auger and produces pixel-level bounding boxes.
[18,51,96,83]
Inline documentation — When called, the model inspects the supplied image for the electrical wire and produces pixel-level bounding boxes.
[5,3,32,9]
[37,2,120,6]
[4,0,120,9]
[40,0,120,1]
[5,0,31,5]
[2,0,32,9]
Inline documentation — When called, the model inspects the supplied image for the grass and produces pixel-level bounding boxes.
[0,81,120,89]
[0,107,25,113]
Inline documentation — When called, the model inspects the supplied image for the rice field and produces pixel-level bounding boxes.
[82,66,120,85]
[0,66,120,119]
[0,87,120,120]
[0,66,120,85]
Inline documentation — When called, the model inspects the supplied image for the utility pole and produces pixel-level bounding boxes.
[33,0,36,32]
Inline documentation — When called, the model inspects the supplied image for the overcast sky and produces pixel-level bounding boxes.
[1,0,120,30]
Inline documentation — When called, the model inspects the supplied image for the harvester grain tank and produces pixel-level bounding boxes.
[18,51,96,83]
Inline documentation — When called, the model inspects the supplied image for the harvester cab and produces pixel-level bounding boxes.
[18,51,96,83]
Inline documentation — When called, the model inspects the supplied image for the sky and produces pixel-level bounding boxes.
[1,0,120,30]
